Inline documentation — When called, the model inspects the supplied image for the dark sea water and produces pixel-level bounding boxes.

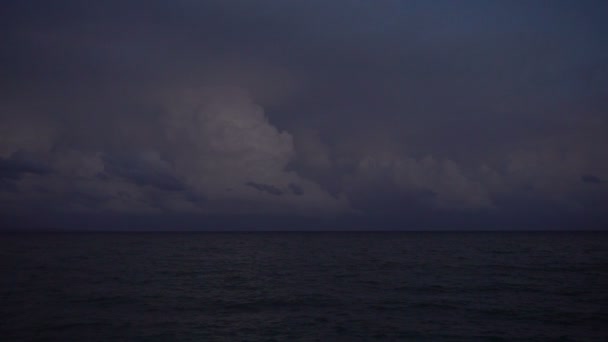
[1,232,607,341]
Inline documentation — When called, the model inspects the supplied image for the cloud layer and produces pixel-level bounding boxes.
[1,0,607,229]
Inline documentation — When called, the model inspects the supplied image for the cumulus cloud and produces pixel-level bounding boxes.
[1,0,607,228]
[344,153,491,211]
[0,86,351,216]
[162,86,351,214]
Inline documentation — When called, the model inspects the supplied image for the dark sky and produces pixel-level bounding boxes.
[1,0,607,230]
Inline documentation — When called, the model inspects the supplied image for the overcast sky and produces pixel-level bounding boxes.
[1,0,607,230]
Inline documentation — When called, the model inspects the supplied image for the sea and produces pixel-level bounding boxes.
[1,232,606,341]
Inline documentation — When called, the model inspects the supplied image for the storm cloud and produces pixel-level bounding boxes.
[1,0,607,229]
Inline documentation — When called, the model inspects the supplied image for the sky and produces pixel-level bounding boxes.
[1,0,607,230]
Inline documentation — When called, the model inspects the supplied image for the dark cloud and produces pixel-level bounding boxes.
[245,182,283,196]
[289,183,303,196]
[0,180,18,193]
[0,152,51,180]
[1,0,607,229]
[102,154,186,192]
[581,174,602,184]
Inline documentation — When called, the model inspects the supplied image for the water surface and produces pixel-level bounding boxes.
[1,232,606,341]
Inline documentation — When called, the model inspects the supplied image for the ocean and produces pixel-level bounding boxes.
[1,232,606,341]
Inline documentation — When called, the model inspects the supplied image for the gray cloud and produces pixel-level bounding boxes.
[246,182,283,196]
[161,86,351,215]
[0,152,52,180]
[289,183,303,196]
[0,0,607,229]
[582,175,602,184]
[102,153,186,192]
